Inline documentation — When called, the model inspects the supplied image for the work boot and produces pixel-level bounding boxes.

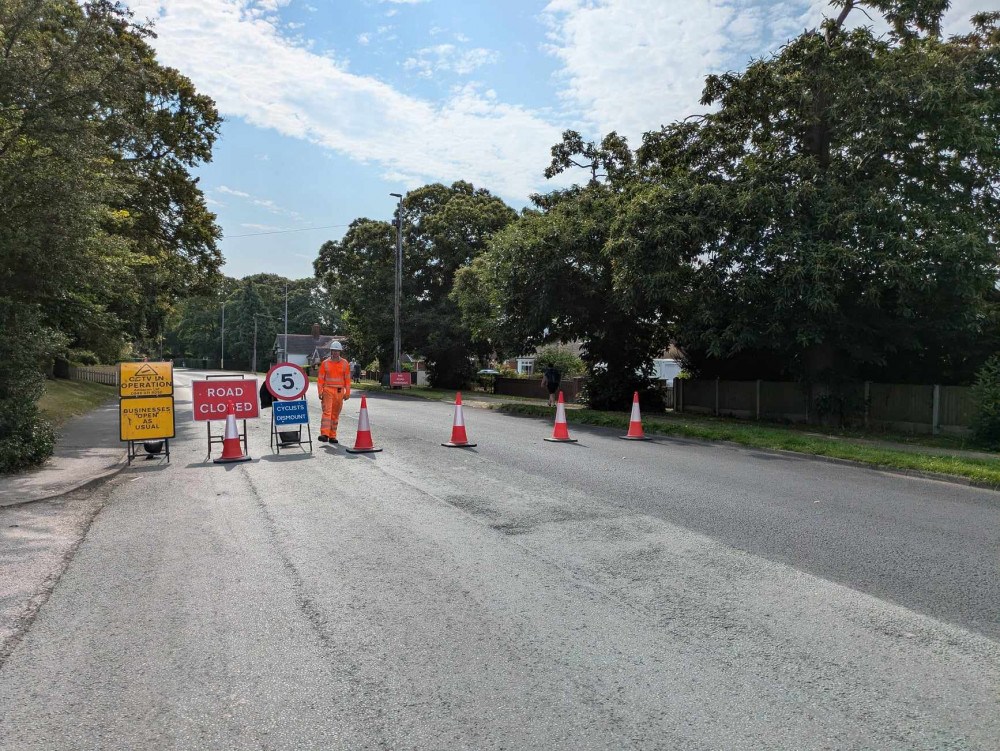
[318,435,328,443]
[331,438,339,444]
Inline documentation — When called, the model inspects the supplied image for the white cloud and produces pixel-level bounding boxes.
[217,185,302,218]
[217,185,251,199]
[357,32,371,45]
[542,0,830,141]
[130,0,564,200]
[403,44,500,77]
[240,223,283,231]
[542,0,989,143]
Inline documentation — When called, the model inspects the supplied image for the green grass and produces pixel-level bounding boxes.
[495,403,1000,488]
[38,378,116,428]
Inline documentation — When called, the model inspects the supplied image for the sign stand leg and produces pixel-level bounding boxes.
[165,438,170,463]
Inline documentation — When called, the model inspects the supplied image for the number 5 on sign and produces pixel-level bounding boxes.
[266,362,309,401]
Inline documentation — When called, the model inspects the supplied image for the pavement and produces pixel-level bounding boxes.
[0,399,125,508]
[0,368,998,749]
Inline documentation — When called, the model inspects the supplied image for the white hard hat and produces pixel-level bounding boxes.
[329,341,343,352]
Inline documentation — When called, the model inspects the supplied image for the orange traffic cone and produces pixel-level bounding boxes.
[442,392,476,448]
[620,391,651,441]
[214,401,251,463]
[346,394,383,453]
[544,391,578,443]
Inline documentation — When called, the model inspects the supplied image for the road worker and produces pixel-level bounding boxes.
[317,341,351,444]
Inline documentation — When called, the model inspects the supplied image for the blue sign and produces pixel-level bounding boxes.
[273,400,308,426]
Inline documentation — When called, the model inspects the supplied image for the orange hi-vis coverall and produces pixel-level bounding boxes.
[317,357,351,439]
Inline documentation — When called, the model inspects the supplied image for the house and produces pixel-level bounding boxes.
[272,326,347,370]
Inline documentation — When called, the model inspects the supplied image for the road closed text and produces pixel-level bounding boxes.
[191,379,260,421]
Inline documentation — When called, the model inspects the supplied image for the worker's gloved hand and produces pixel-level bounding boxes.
[344,392,350,401]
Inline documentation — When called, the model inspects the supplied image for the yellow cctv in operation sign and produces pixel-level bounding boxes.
[119,397,175,441]
[120,361,173,397]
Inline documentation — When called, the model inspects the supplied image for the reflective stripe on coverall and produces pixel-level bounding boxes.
[318,357,351,438]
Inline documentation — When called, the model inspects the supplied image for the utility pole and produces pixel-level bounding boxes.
[390,192,403,375]
[221,300,226,370]
[283,284,289,363]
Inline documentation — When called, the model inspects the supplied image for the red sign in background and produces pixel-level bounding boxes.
[389,372,411,387]
[191,379,260,421]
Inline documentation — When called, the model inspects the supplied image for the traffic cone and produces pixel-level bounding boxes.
[214,401,251,463]
[442,392,476,448]
[544,391,578,443]
[346,394,383,453]
[620,391,651,441]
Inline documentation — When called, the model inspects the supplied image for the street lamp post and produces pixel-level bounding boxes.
[220,301,226,370]
[252,313,277,374]
[390,192,403,376]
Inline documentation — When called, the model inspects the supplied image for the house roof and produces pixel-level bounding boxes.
[273,334,347,356]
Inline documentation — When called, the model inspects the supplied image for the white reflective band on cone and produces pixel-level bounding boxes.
[630,401,641,422]
[556,403,567,423]
[358,408,370,432]
[224,413,239,439]
[454,405,465,426]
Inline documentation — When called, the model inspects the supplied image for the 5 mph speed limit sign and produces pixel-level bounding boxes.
[266,362,309,401]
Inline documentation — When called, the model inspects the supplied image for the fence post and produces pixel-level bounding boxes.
[864,381,871,429]
[674,377,683,413]
[715,377,720,416]
[932,384,941,435]
[756,379,761,421]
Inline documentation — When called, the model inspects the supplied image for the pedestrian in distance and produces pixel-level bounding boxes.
[541,364,561,407]
[317,342,351,444]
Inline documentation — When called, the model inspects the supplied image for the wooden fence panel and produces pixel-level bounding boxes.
[869,383,933,431]
[718,381,756,417]
[68,365,119,387]
[939,386,975,433]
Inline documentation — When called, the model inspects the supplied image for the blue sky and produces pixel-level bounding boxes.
[129,0,990,280]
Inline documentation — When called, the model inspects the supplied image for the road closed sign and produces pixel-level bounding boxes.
[266,362,309,401]
[192,379,260,421]
[120,361,173,397]
[120,396,175,441]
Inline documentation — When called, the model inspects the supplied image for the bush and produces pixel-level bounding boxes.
[971,354,1000,448]
[534,345,585,377]
[581,363,664,412]
[67,349,100,366]
[0,301,64,473]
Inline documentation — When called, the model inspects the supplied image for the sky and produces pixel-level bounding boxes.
[125,0,993,280]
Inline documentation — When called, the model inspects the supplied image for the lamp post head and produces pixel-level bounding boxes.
[389,192,402,198]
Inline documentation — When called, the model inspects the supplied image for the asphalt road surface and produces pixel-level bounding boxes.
[1,369,997,750]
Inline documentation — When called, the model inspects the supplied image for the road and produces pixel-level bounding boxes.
[1,368,998,750]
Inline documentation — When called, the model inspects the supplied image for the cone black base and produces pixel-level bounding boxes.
[213,455,252,464]
[544,437,578,443]
[346,447,383,454]
[442,442,477,448]
[618,435,651,441]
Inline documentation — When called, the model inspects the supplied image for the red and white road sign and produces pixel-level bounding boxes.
[266,362,309,401]
[192,379,260,421]
[389,372,411,387]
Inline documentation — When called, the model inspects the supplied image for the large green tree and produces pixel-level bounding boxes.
[0,0,221,471]
[315,182,514,386]
[455,133,664,410]
[611,4,1000,385]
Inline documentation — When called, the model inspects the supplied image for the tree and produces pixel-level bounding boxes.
[315,219,397,369]
[0,1,221,471]
[610,4,1000,386]
[401,182,516,388]
[315,182,515,387]
[455,182,667,411]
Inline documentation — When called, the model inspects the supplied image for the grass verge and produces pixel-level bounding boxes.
[38,379,116,429]
[496,403,1000,489]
